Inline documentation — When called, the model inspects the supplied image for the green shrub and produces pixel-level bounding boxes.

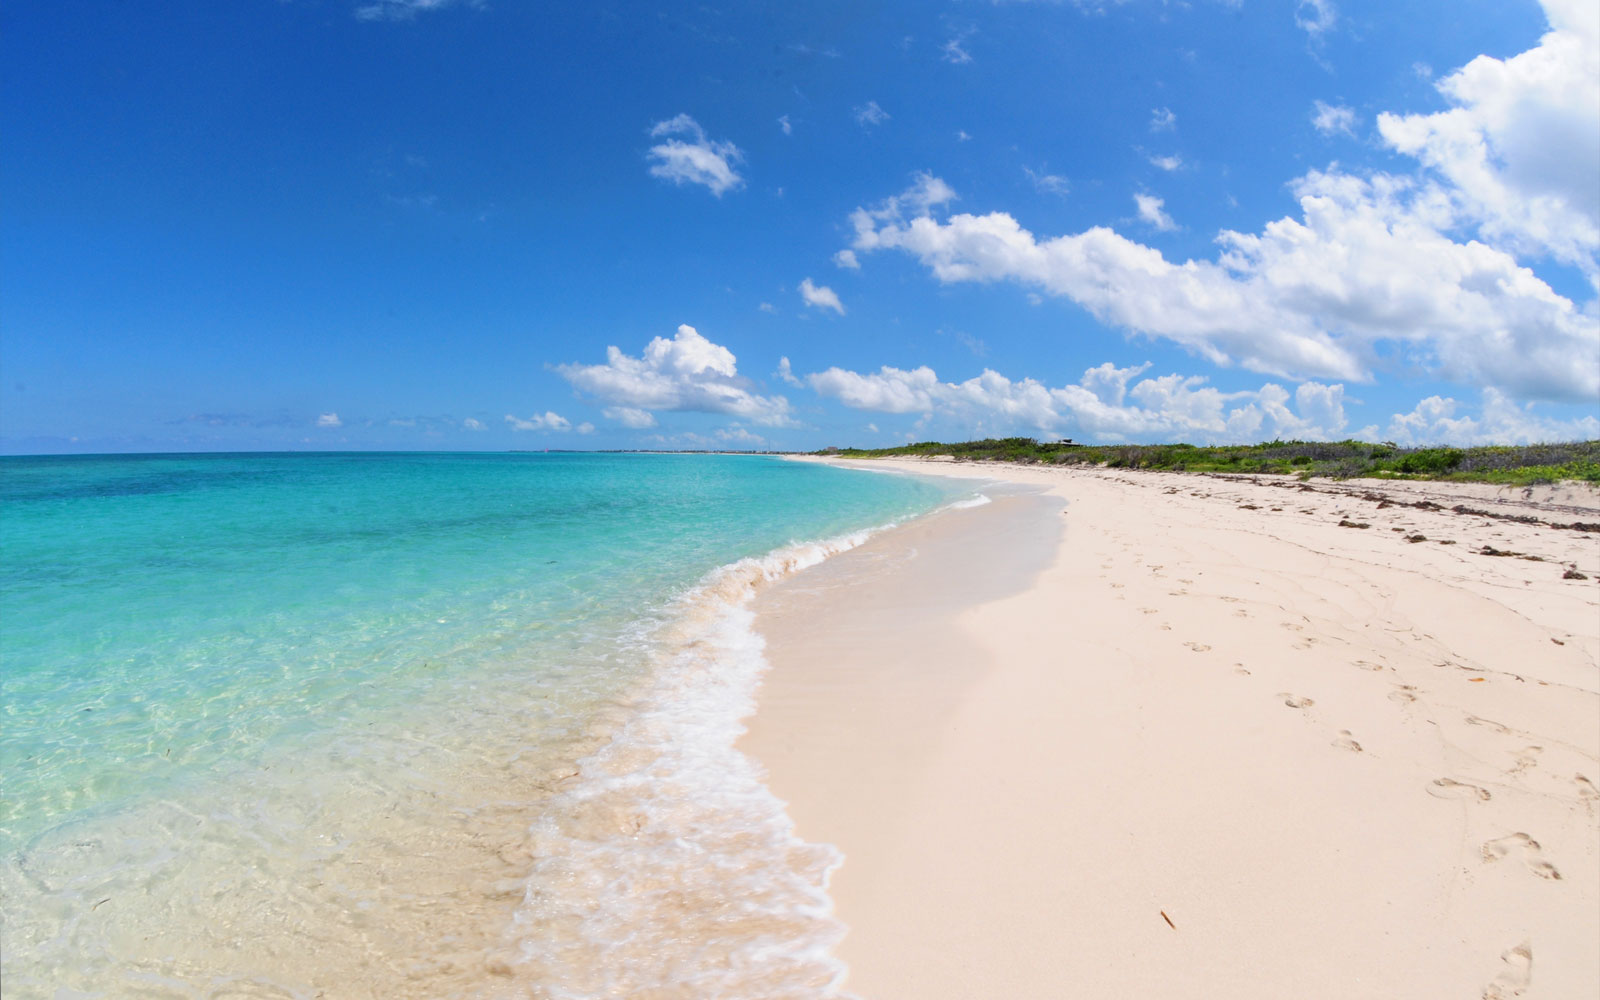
[1395,448,1464,475]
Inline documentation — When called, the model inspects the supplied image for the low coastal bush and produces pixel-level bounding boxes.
[826,438,1600,486]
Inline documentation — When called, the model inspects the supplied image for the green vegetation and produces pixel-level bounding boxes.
[822,438,1600,485]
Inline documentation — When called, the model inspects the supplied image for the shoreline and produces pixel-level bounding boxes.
[742,458,1600,998]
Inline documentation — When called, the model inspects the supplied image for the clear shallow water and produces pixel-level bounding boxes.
[0,452,962,998]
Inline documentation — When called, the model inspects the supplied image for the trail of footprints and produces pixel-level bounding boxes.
[1268,669,1589,887]
[1160,536,1589,913]
[1145,481,1579,1000]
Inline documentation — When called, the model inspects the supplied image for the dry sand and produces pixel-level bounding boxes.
[741,459,1600,1000]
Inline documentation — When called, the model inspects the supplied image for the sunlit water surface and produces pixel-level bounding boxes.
[0,452,963,999]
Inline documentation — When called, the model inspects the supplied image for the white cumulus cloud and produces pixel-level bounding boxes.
[463,417,486,431]
[844,171,1599,402]
[1312,100,1358,136]
[717,426,767,446]
[1026,167,1070,197]
[646,114,745,197]
[1296,0,1337,38]
[505,411,577,432]
[1150,107,1176,131]
[1381,388,1600,445]
[557,324,795,426]
[1149,155,1183,172]
[604,407,657,429]
[776,357,803,387]
[1134,193,1177,230]
[317,412,342,428]
[799,277,846,315]
[1376,0,1600,272]
[805,359,1353,443]
[833,248,861,270]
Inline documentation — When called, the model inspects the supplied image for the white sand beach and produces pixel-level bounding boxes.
[743,459,1600,999]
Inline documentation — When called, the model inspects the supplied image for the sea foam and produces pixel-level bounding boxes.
[504,530,883,997]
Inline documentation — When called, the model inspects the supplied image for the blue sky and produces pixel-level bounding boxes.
[2,0,1596,453]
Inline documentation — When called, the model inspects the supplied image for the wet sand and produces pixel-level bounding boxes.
[742,460,1600,999]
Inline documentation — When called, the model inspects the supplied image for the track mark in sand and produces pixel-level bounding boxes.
[1219,595,1242,603]
[1482,942,1533,999]
[1508,746,1542,775]
[1574,774,1599,799]
[1428,778,1492,801]
[1482,834,1561,880]
[1278,693,1314,710]
[1184,642,1211,652]
[1466,715,1512,734]
[1352,659,1386,671]
[1331,730,1363,752]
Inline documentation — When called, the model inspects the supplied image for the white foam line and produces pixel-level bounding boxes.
[505,525,899,997]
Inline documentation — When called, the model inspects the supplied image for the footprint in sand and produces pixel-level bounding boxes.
[1278,693,1314,709]
[1481,833,1561,880]
[1234,609,1250,618]
[1466,715,1513,734]
[1331,730,1363,752]
[1139,607,1159,615]
[1233,664,1252,676]
[1508,746,1542,774]
[1478,940,1529,992]
[1574,774,1599,800]
[1483,942,1533,1000]
[1389,686,1418,705]
[1428,778,1492,802]
[1352,659,1386,671]
[1185,642,1211,652]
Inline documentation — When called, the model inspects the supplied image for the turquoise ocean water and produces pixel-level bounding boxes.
[0,452,964,999]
